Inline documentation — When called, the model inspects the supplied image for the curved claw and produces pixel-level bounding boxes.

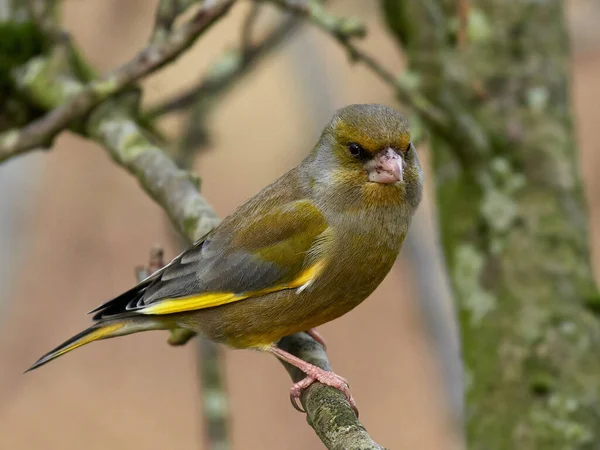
[289,375,316,413]
[289,393,306,413]
[268,345,359,417]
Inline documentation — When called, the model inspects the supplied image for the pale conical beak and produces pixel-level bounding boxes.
[366,148,403,184]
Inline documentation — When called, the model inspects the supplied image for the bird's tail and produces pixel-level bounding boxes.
[25,318,165,373]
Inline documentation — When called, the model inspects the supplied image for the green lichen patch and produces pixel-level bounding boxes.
[454,244,497,325]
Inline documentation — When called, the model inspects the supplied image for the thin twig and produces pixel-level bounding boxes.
[148,12,300,118]
[0,0,235,160]
[240,2,262,55]
[261,0,450,134]
[197,338,230,450]
[174,6,300,163]
[135,246,165,281]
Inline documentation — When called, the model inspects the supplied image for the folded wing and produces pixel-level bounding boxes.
[90,199,329,320]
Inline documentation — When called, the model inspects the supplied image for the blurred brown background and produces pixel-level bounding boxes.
[0,1,598,449]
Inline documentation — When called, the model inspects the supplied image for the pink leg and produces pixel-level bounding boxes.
[306,328,326,349]
[268,345,358,417]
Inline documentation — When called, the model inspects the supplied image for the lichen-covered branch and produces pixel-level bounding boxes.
[0,0,235,160]
[278,334,386,450]
[86,97,222,241]
[383,1,600,448]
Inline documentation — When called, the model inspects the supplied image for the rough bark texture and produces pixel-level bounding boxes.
[383,1,600,448]
[279,334,387,450]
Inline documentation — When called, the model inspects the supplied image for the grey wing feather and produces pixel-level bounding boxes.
[91,232,289,320]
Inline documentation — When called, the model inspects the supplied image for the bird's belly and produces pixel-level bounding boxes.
[187,242,398,349]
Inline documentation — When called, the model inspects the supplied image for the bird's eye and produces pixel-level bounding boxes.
[347,143,363,158]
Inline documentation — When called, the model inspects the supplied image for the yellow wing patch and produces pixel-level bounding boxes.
[139,260,326,316]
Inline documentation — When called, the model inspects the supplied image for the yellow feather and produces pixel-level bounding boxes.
[140,260,326,315]
[25,322,126,372]
[52,323,124,358]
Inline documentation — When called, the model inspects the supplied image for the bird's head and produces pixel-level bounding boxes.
[305,104,423,211]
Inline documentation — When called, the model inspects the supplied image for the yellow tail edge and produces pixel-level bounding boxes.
[25,322,126,373]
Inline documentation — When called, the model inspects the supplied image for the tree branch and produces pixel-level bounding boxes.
[0,0,235,160]
[278,334,387,450]
[87,96,222,241]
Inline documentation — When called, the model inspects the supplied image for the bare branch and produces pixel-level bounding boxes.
[153,0,204,40]
[0,0,235,161]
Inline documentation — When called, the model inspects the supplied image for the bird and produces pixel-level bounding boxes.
[27,103,423,415]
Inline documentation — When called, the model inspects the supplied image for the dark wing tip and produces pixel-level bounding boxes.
[87,303,104,315]
[24,355,50,373]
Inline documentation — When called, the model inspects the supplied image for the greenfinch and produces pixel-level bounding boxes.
[27,104,423,414]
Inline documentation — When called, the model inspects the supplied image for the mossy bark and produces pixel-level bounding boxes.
[383,0,600,448]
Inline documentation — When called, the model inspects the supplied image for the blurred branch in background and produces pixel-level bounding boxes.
[404,206,464,427]
[0,156,43,329]
[148,19,300,119]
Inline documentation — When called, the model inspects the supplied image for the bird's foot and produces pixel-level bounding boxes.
[268,345,358,417]
[289,368,358,417]
[305,328,326,349]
